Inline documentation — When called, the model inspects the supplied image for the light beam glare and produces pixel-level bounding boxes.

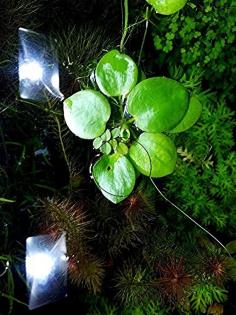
[19,61,43,81]
[26,252,54,282]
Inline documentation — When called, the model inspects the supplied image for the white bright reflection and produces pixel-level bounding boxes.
[26,252,54,282]
[19,61,43,81]
[51,73,59,89]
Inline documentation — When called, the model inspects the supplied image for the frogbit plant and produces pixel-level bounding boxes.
[63,49,202,204]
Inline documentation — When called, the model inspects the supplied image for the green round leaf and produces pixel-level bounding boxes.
[95,50,138,97]
[64,90,111,139]
[169,95,202,133]
[93,137,103,149]
[101,129,111,141]
[100,142,112,155]
[146,0,187,15]
[92,154,136,203]
[127,77,189,133]
[111,127,121,139]
[129,132,177,178]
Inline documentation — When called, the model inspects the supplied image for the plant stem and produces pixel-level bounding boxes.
[120,0,129,52]
[54,116,71,187]
[150,178,231,256]
[138,7,149,67]
[127,117,135,124]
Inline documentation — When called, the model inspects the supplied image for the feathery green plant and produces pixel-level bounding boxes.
[151,0,236,101]
[189,284,227,314]
[165,95,236,233]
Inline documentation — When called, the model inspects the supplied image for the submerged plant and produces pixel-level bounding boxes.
[153,256,193,305]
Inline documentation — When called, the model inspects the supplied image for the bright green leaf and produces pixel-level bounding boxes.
[111,128,120,139]
[95,50,138,97]
[127,77,189,133]
[146,0,187,15]
[101,129,111,141]
[93,137,103,149]
[169,95,202,133]
[92,154,136,203]
[100,142,112,155]
[129,132,177,177]
[64,90,111,139]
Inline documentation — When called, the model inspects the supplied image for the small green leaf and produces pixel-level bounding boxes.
[129,132,177,177]
[101,129,111,141]
[226,240,236,255]
[64,90,111,139]
[110,139,118,150]
[116,143,128,155]
[100,142,112,155]
[111,127,121,139]
[127,77,189,133]
[93,137,103,149]
[92,154,136,203]
[146,0,187,15]
[169,95,202,133]
[95,50,138,97]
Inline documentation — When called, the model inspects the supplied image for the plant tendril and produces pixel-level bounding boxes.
[134,140,231,256]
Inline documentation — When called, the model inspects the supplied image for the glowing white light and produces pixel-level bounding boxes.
[26,232,67,310]
[19,61,43,81]
[26,252,54,282]
[51,73,59,89]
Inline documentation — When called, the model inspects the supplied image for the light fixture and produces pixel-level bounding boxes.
[19,27,64,101]
[26,233,67,310]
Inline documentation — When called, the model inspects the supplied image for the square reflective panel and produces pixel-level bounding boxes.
[19,27,63,101]
[26,233,67,310]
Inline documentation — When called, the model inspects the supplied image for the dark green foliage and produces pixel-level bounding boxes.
[165,95,236,233]
[151,0,236,101]
[114,260,153,306]
[87,297,169,315]
[53,25,113,88]
[0,0,42,60]
[87,297,118,315]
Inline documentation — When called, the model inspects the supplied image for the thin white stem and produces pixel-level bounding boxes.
[150,178,231,256]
